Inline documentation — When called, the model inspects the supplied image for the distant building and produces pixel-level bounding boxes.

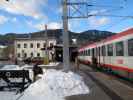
[0,45,7,59]
[14,38,56,61]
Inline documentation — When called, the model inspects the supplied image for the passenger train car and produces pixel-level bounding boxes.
[78,28,133,80]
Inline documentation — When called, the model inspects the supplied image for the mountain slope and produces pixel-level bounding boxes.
[0,29,115,46]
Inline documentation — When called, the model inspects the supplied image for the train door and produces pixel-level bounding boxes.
[98,47,101,66]
[91,48,97,67]
[101,45,106,66]
[92,48,95,58]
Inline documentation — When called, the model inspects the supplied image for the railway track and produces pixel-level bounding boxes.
[96,67,133,89]
[80,63,133,88]
[79,64,133,100]
[83,70,124,100]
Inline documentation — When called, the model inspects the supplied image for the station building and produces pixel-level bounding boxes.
[14,38,56,61]
[0,45,7,60]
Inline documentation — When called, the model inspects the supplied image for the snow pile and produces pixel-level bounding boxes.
[20,69,89,100]
[21,64,33,69]
[0,65,20,70]
[0,92,17,100]
[19,79,64,100]
[44,69,89,97]
[39,62,60,67]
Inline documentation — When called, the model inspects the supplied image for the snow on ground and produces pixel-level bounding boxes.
[39,62,60,67]
[44,69,89,97]
[0,64,89,100]
[21,64,33,69]
[19,69,89,100]
[0,92,20,100]
[19,79,64,100]
[0,65,20,70]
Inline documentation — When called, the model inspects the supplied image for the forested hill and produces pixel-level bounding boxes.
[0,29,115,45]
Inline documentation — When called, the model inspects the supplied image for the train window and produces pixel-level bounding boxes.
[85,50,87,55]
[102,46,106,56]
[94,48,97,57]
[100,47,102,56]
[107,44,113,56]
[97,47,99,56]
[88,49,90,56]
[83,50,85,56]
[128,39,133,56]
[116,41,124,56]
[90,49,92,56]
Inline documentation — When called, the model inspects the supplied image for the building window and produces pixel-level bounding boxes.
[116,41,124,56]
[30,52,34,57]
[50,43,54,48]
[128,39,133,56]
[37,53,40,57]
[17,53,21,57]
[37,43,40,48]
[17,44,21,48]
[24,43,27,48]
[43,43,46,48]
[107,44,113,56]
[24,53,27,58]
[102,45,106,56]
[30,43,33,48]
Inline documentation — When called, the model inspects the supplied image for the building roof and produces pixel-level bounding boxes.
[15,37,56,41]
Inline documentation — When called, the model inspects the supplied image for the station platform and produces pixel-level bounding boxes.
[56,63,133,100]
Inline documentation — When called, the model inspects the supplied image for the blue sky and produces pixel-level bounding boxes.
[0,0,132,34]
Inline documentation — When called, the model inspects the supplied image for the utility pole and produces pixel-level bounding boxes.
[44,25,49,64]
[62,0,70,71]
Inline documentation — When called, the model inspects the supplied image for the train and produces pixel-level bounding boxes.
[78,28,133,80]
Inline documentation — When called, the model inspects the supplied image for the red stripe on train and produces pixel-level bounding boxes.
[80,59,133,72]
[103,64,133,72]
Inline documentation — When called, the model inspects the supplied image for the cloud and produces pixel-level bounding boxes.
[47,22,62,30]
[0,0,47,19]
[88,9,107,15]
[88,16,110,28]
[0,15,8,25]
[27,21,62,30]
[12,17,17,22]
[57,7,62,14]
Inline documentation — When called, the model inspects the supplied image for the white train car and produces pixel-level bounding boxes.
[78,28,133,79]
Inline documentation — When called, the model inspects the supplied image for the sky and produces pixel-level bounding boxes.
[0,0,132,34]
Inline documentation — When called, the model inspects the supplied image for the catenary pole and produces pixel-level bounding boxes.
[45,25,49,63]
[62,0,70,71]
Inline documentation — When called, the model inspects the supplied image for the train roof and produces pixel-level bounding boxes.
[79,28,133,51]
